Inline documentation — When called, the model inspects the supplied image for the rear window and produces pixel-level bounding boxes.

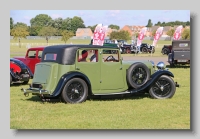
[44,53,57,61]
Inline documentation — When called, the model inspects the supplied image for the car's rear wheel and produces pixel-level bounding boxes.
[142,47,148,53]
[149,75,176,99]
[61,78,88,104]
[127,63,150,88]
[162,48,169,55]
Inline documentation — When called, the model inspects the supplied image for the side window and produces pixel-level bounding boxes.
[28,50,36,58]
[44,53,57,61]
[102,49,119,62]
[38,51,43,59]
[78,49,98,62]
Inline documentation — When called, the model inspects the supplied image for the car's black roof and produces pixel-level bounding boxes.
[41,44,119,65]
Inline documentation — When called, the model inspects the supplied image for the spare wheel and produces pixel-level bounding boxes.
[127,62,150,88]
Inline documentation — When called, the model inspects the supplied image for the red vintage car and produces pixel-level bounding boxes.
[10,58,33,84]
[13,46,45,74]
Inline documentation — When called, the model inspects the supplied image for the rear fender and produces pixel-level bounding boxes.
[51,71,92,97]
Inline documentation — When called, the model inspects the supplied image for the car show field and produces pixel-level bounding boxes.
[10,39,190,129]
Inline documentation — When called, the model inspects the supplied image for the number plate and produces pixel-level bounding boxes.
[177,60,187,62]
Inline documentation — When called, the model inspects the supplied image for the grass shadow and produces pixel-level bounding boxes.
[10,82,25,87]
[166,65,190,69]
[22,92,151,104]
[88,92,151,102]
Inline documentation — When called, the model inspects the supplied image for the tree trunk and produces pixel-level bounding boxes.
[19,38,21,48]
[46,37,49,45]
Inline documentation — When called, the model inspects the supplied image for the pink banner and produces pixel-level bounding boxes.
[173,25,183,40]
[152,27,163,46]
[93,24,108,46]
[137,27,147,46]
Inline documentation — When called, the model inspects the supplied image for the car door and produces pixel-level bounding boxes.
[76,49,101,92]
[26,50,41,74]
[100,49,124,91]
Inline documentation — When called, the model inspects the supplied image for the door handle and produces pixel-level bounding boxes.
[120,67,122,70]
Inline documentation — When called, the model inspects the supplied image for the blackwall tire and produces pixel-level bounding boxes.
[149,75,176,99]
[142,47,148,53]
[10,74,12,84]
[22,80,29,85]
[127,63,150,88]
[61,78,88,104]
[162,48,169,55]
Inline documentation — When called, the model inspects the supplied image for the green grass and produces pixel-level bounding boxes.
[10,68,190,129]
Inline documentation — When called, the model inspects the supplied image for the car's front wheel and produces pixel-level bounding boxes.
[61,78,88,104]
[10,74,12,84]
[149,75,176,99]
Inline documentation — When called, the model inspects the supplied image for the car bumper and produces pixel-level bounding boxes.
[21,87,50,97]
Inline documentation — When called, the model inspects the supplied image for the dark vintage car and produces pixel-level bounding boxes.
[120,43,155,53]
[10,58,33,85]
[91,39,126,54]
[161,45,172,55]
[21,44,179,104]
[168,40,190,67]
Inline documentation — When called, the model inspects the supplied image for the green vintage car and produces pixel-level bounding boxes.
[21,44,179,104]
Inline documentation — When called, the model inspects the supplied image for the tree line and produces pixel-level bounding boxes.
[146,19,190,27]
[10,14,190,47]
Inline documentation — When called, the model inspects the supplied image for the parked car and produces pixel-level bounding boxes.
[13,46,45,74]
[21,44,179,104]
[168,40,190,67]
[10,58,33,85]
[90,39,125,54]
[131,43,155,54]
[161,45,172,55]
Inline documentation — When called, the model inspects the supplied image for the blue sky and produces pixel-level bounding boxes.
[10,10,190,29]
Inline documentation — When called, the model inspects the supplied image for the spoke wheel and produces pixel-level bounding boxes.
[62,78,88,104]
[162,48,169,55]
[142,47,148,53]
[149,75,176,99]
[127,63,150,88]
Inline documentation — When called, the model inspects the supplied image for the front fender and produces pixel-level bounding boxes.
[130,70,174,93]
[50,71,92,98]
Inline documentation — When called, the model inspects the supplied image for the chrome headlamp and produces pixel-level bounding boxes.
[156,62,166,70]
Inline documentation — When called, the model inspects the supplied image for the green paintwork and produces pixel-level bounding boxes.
[30,48,154,95]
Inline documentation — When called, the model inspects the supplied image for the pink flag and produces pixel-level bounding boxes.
[173,25,183,40]
[137,27,147,46]
[152,27,163,46]
[93,24,108,46]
